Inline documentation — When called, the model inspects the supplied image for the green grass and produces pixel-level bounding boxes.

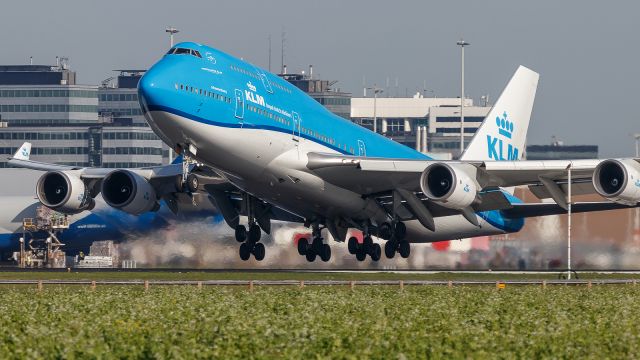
[0,270,639,281]
[1,285,639,358]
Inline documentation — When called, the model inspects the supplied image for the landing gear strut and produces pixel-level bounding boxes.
[297,223,331,262]
[348,224,382,262]
[383,221,410,259]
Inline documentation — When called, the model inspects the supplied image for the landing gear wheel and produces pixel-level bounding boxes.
[399,241,411,258]
[306,251,317,262]
[253,242,265,261]
[394,222,407,240]
[370,243,381,261]
[298,238,309,256]
[239,242,251,261]
[248,224,261,243]
[186,174,199,193]
[235,225,247,243]
[347,237,358,255]
[355,249,366,262]
[378,223,392,240]
[320,244,331,262]
[363,236,373,250]
[385,240,396,259]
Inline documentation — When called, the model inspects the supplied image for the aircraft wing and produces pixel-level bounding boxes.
[306,152,640,215]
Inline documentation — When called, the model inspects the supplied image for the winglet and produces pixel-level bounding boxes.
[12,142,32,161]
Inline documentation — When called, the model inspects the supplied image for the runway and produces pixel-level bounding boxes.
[1,278,638,287]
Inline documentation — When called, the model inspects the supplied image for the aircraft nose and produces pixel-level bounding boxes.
[137,67,163,110]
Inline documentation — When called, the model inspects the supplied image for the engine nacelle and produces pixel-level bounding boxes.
[101,170,158,215]
[420,163,479,210]
[593,159,640,205]
[36,171,94,214]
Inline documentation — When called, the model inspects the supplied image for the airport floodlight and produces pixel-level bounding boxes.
[456,39,470,156]
[166,27,180,47]
[366,86,384,133]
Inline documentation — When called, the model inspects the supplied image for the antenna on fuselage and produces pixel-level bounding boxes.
[268,34,272,72]
[280,30,286,74]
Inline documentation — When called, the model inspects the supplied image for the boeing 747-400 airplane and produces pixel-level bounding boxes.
[10,42,640,263]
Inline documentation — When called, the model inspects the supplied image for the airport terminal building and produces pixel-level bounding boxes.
[0,64,166,168]
[351,95,490,159]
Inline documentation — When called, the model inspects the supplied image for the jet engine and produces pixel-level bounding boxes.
[36,171,94,214]
[101,170,159,215]
[419,163,478,210]
[593,159,640,205]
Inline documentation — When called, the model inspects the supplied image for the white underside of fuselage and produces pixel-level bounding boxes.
[147,110,508,243]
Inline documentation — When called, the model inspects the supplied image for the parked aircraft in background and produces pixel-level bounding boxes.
[10,42,640,263]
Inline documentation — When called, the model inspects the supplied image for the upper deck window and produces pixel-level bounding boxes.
[167,48,202,58]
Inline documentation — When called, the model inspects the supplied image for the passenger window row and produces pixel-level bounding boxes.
[175,83,231,104]
[229,65,261,81]
[246,104,290,127]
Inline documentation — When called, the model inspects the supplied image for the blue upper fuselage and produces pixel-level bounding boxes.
[139,42,430,160]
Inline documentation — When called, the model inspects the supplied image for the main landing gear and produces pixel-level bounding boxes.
[347,224,382,262]
[297,224,331,262]
[235,223,265,261]
[382,221,410,259]
[234,194,267,261]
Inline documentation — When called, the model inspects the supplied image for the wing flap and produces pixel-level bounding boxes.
[502,202,639,218]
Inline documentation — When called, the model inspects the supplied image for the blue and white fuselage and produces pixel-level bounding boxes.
[138,42,524,243]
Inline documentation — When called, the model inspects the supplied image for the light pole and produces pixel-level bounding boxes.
[634,133,640,157]
[367,85,383,133]
[457,39,470,156]
[166,27,179,47]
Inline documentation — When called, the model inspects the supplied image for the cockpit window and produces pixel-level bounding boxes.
[167,47,202,58]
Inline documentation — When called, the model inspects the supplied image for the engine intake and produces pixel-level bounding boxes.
[36,171,94,214]
[420,163,478,210]
[593,159,640,205]
[101,170,158,215]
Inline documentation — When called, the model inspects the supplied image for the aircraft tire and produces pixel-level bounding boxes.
[399,241,411,258]
[320,244,331,262]
[355,249,366,262]
[249,224,261,243]
[394,222,407,240]
[186,174,199,193]
[378,223,392,240]
[298,238,309,256]
[253,242,265,261]
[363,236,373,250]
[235,225,247,243]
[384,240,396,259]
[347,237,358,254]
[306,250,317,262]
[239,242,251,261]
[371,243,381,261]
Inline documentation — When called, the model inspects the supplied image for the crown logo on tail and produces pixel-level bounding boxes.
[496,111,514,139]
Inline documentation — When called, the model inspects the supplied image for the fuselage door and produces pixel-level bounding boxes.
[260,73,273,93]
[357,140,366,156]
[292,112,301,142]
[234,89,244,121]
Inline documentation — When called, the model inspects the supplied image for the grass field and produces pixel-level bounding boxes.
[1,284,639,358]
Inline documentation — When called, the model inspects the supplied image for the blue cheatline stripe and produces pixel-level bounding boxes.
[147,104,351,155]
